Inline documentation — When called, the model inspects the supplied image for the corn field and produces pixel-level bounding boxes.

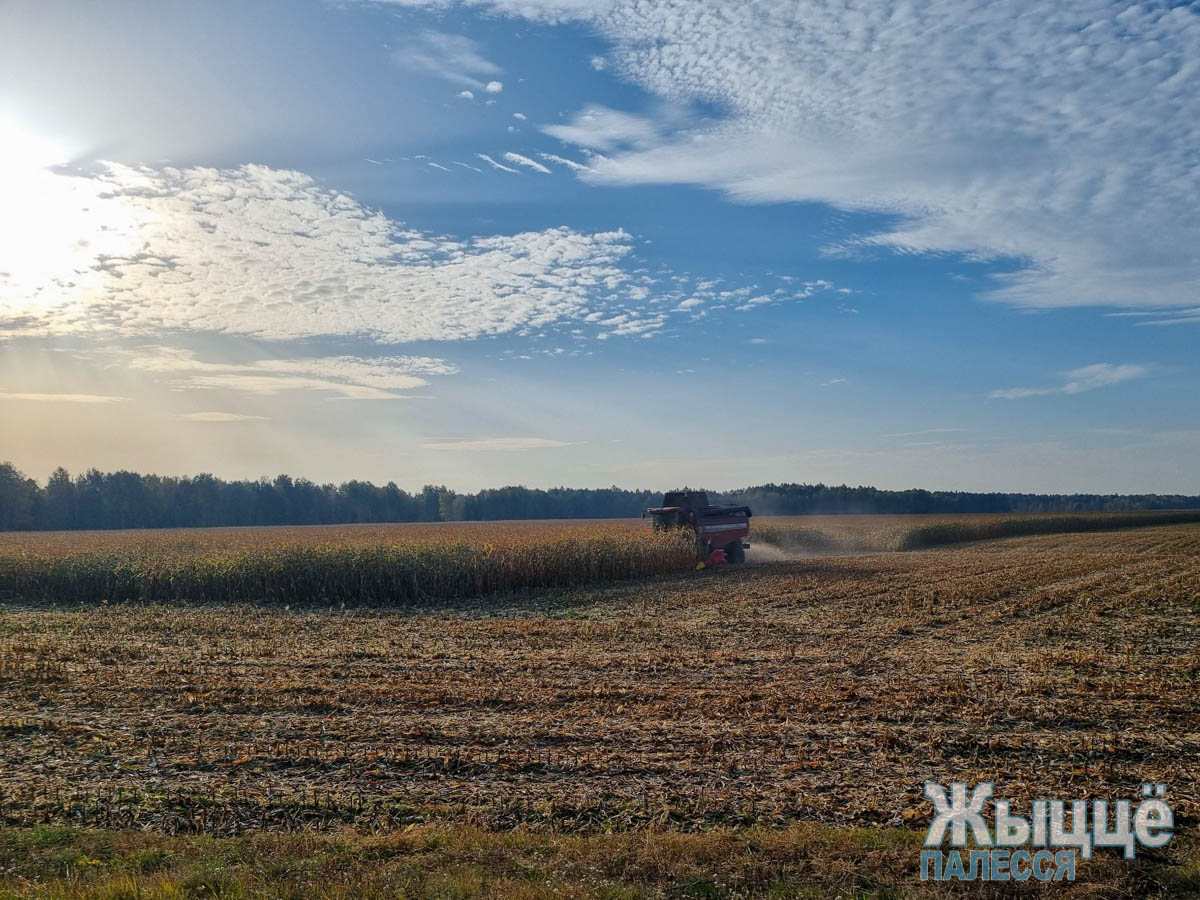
[752,509,1200,554]
[0,521,700,605]
[3,511,1200,605]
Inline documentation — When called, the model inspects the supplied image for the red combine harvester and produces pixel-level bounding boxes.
[644,490,753,567]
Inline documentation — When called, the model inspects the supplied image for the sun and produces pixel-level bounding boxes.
[0,117,143,322]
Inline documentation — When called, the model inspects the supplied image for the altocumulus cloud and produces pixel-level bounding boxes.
[402,0,1200,312]
[0,162,638,343]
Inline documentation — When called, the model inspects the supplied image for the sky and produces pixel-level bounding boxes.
[1,0,1198,494]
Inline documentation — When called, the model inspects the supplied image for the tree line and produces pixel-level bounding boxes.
[0,462,1197,531]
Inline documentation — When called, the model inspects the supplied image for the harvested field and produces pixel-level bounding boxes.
[2,525,1198,826]
[1,522,1198,896]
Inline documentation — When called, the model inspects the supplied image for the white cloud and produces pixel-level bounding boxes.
[1061,363,1148,394]
[512,112,527,120]
[452,161,483,173]
[1138,307,1200,327]
[0,391,127,403]
[990,363,1147,400]
[0,161,642,343]
[820,378,846,387]
[457,90,474,100]
[884,428,967,438]
[539,152,590,173]
[484,80,503,93]
[391,30,502,89]
[989,387,1057,400]
[732,280,830,311]
[132,349,458,400]
[179,411,270,422]
[452,0,1200,312]
[422,437,573,451]
[503,152,551,174]
[475,152,518,173]
[428,162,452,172]
[543,104,660,152]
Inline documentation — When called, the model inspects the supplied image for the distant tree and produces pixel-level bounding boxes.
[43,467,76,530]
[0,462,1197,531]
[0,462,38,530]
[419,485,448,522]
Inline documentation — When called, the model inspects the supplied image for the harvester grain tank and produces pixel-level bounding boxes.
[644,490,752,566]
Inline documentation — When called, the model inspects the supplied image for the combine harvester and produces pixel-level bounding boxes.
[644,490,753,567]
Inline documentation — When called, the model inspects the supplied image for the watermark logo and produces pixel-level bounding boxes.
[920,782,1174,882]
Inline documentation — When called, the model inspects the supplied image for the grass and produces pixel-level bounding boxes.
[0,823,1195,898]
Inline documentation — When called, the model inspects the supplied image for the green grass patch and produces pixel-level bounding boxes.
[0,824,1194,898]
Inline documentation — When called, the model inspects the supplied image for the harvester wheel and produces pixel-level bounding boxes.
[725,541,745,564]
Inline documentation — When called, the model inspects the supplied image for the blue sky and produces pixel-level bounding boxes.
[0,0,1197,493]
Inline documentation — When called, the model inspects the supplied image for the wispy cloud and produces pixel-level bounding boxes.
[0,391,128,404]
[1137,308,1200,326]
[503,152,551,174]
[178,411,270,422]
[132,349,457,400]
[543,104,661,152]
[884,428,967,438]
[390,31,502,89]
[475,153,518,173]
[990,363,1147,400]
[539,152,590,173]
[421,437,573,451]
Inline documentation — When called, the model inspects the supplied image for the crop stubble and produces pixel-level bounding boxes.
[0,522,1197,836]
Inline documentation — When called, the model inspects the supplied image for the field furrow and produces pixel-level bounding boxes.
[1,523,1197,842]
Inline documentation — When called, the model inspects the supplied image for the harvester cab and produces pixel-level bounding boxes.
[644,490,752,566]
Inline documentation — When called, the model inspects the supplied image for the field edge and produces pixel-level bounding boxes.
[2,823,1198,899]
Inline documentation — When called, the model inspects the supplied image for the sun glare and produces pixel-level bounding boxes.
[0,117,143,323]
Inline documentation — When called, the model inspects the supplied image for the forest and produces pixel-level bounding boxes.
[1,462,1197,531]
